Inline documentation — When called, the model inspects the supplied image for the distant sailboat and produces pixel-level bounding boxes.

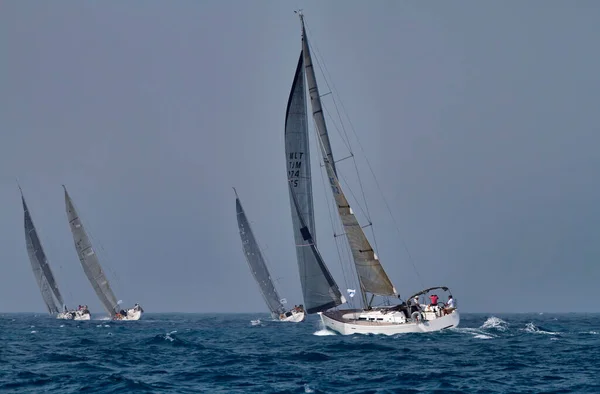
[19,185,90,320]
[235,189,305,322]
[63,186,143,321]
[286,13,459,335]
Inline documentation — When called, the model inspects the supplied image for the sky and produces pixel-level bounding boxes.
[1,1,599,314]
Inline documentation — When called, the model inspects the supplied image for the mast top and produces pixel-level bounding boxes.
[16,177,23,195]
[232,186,239,199]
[294,9,305,36]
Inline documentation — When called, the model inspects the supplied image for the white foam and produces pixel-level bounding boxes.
[164,332,175,342]
[453,327,496,339]
[313,329,336,336]
[523,322,559,335]
[480,316,508,331]
[304,384,315,393]
[30,330,37,334]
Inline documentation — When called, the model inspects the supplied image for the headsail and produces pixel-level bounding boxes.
[300,16,397,299]
[288,182,345,312]
[21,189,64,314]
[63,186,120,316]
[235,190,286,317]
[285,50,345,314]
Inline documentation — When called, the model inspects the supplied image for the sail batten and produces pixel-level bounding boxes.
[64,187,120,316]
[22,193,64,314]
[300,17,397,297]
[285,50,345,313]
[236,194,286,317]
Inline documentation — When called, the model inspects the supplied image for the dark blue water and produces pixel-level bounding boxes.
[0,313,598,393]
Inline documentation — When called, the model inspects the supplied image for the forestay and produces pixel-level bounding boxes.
[21,192,64,314]
[300,17,397,298]
[285,50,346,314]
[64,186,120,316]
[235,192,286,317]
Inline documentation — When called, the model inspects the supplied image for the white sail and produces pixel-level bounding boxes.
[235,191,286,317]
[21,190,64,314]
[285,50,345,314]
[300,15,396,298]
[63,186,120,316]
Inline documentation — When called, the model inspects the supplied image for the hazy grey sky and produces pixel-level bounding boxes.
[1,1,599,314]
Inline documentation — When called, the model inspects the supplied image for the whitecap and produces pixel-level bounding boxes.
[304,384,315,393]
[473,334,493,339]
[480,316,508,331]
[523,322,559,335]
[30,330,37,334]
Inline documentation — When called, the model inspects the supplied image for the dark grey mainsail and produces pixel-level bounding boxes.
[285,50,345,314]
[235,190,286,317]
[63,186,120,316]
[21,188,64,314]
[299,15,397,303]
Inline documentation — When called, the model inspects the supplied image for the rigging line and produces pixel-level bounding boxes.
[313,118,356,303]
[303,18,424,288]
[304,21,354,152]
[321,98,352,153]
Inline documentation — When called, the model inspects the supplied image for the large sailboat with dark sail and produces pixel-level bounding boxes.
[285,12,459,335]
[19,185,90,320]
[235,189,305,322]
[63,186,143,321]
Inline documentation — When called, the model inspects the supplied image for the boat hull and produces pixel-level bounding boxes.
[320,309,460,335]
[279,310,305,322]
[114,308,143,321]
[57,311,91,321]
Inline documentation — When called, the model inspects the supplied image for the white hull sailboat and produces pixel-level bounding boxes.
[63,186,143,321]
[57,309,91,320]
[319,308,459,335]
[235,189,305,323]
[285,13,459,335]
[19,184,90,320]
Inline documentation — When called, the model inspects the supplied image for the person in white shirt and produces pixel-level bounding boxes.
[446,295,455,309]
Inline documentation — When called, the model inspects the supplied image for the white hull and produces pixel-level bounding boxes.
[114,307,143,321]
[57,310,91,321]
[279,310,305,323]
[320,308,460,335]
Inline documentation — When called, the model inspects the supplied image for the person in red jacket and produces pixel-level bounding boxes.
[429,294,439,307]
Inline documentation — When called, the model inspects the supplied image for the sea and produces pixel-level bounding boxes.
[0,313,598,393]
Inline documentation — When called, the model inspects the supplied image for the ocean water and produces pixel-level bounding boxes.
[0,313,598,393]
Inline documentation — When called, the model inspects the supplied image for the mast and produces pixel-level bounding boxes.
[299,14,397,307]
[20,185,64,314]
[286,15,346,313]
[235,188,286,318]
[63,186,120,316]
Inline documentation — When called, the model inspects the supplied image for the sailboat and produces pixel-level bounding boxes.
[63,186,143,321]
[235,189,305,322]
[19,185,90,320]
[285,12,460,335]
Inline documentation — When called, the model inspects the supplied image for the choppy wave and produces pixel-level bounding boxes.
[1,313,599,392]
